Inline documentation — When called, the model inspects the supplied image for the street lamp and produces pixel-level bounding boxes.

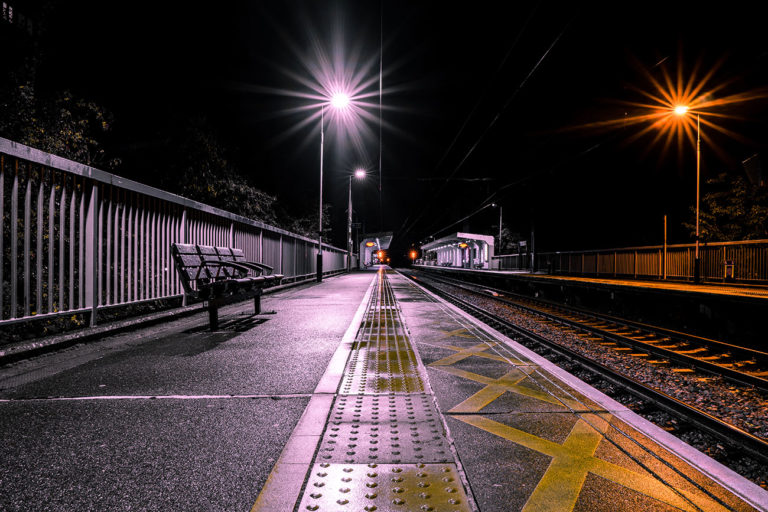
[674,105,701,283]
[317,92,351,282]
[347,168,366,272]
[491,203,502,252]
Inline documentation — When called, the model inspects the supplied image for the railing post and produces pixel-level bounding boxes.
[0,157,5,318]
[634,250,637,279]
[229,221,234,247]
[85,184,98,326]
[180,208,187,306]
[10,161,18,319]
[23,168,31,317]
[658,249,662,279]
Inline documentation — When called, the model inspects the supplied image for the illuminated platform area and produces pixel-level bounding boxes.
[1,268,766,510]
[255,269,767,511]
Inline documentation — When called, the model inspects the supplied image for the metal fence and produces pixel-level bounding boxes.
[491,253,530,271]
[0,137,352,328]
[538,239,768,283]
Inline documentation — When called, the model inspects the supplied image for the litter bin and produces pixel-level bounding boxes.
[724,260,735,282]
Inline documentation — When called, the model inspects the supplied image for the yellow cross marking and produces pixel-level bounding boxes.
[438,327,477,340]
[433,365,568,411]
[426,341,526,366]
[455,414,729,512]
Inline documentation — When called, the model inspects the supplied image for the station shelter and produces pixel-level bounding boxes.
[420,232,495,269]
[359,232,393,269]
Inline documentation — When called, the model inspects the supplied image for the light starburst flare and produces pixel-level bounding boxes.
[574,53,768,162]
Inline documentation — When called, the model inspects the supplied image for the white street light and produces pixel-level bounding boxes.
[317,93,353,282]
[348,168,366,272]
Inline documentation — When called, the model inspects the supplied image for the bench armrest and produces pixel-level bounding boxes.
[234,260,274,275]
[204,260,256,276]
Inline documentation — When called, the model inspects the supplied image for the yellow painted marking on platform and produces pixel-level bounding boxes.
[426,340,528,367]
[429,341,502,366]
[435,366,565,411]
[438,327,478,340]
[454,414,730,512]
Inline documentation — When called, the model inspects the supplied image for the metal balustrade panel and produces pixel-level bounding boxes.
[1,138,351,328]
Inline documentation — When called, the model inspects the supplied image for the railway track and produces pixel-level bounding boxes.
[403,270,768,473]
[413,271,768,392]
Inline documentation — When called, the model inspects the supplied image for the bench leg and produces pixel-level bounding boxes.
[209,305,219,331]
[254,295,261,315]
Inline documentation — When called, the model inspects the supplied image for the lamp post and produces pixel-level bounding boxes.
[317,92,350,282]
[348,168,366,272]
[673,105,701,283]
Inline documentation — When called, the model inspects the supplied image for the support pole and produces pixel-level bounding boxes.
[694,114,701,283]
[347,176,353,273]
[317,105,324,282]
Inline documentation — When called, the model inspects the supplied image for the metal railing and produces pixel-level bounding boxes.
[491,253,530,271]
[0,137,352,330]
[538,239,768,283]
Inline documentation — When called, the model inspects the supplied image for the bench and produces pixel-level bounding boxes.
[171,243,284,330]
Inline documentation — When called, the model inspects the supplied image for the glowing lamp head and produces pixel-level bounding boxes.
[410,250,418,260]
[458,242,468,249]
[354,169,366,179]
[330,93,350,110]
[365,242,375,247]
[674,105,689,116]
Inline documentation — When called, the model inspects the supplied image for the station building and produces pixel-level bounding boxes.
[420,232,495,269]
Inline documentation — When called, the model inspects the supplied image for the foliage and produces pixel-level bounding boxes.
[158,120,283,227]
[0,77,120,169]
[287,203,332,239]
[683,172,768,242]
[493,225,523,254]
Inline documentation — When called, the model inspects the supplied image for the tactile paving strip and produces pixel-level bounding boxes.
[340,273,425,394]
[318,394,452,464]
[299,462,471,512]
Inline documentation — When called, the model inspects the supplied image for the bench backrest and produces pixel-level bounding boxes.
[171,243,212,295]
[172,243,264,296]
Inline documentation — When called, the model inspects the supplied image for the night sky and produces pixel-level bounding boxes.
[8,1,768,260]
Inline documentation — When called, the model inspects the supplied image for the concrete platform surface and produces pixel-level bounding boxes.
[0,271,375,512]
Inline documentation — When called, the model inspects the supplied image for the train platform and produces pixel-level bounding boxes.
[1,268,767,511]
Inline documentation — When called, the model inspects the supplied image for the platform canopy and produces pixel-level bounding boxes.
[359,232,393,267]
[420,232,495,269]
